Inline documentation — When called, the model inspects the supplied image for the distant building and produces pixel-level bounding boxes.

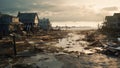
[38,18,52,30]
[17,12,39,32]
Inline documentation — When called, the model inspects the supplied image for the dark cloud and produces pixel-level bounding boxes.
[0,0,117,22]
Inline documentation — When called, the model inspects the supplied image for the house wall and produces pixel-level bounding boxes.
[104,15,120,29]
[0,15,12,36]
[0,24,9,36]
[34,16,39,26]
[12,17,19,24]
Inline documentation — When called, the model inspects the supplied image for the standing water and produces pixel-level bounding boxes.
[54,32,94,54]
[14,30,120,68]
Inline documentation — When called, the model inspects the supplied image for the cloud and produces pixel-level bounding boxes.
[102,7,118,11]
[0,0,119,22]
[38,6,108,22]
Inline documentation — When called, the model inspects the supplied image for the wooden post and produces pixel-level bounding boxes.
[13,35,17,56]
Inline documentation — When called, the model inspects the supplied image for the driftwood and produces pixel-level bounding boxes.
[88,40,104,47]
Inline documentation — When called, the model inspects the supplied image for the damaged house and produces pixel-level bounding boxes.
[0,14,22,37]
[102,13,120,32]
[102,16,116,29]
[17,12,39,32]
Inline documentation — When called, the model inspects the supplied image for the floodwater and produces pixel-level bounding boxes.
[54,32,93,54]
[16,31,120,68]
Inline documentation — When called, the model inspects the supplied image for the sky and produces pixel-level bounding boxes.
[0,0,120,27]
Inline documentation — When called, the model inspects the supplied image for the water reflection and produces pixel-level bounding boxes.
[54,32,90,53]
[22,32,120,68]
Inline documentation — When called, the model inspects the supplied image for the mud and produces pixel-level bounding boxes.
[1,30,120,68]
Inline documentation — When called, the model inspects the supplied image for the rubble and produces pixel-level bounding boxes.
[1,29,120,68]
[103,43,120,56]
[88,40,104,47]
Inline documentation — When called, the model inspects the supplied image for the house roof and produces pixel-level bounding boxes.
[114,13,120,17]
[105,16,117,23]
[0,14,13,24]
[113,13,120,21]
[18,12,38,23]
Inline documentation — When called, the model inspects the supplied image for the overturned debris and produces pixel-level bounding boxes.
[104,44,120,56]
[88,40,105,47]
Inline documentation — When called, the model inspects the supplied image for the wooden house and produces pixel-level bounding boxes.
[0,13,22,37]
[103,13,120,29]
[17,12,39,32]
[0,14,11,36]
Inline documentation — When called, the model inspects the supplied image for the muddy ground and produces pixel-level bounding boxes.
[0,30,120,68]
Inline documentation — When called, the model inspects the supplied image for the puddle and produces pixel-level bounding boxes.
[23,53,64,68]
[53,32,92,54]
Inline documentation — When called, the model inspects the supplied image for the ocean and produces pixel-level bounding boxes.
[51,21,102,29]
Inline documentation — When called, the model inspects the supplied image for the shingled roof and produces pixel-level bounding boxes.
[18,12,38,24]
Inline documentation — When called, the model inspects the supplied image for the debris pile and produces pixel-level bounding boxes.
[103,42,120,56]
